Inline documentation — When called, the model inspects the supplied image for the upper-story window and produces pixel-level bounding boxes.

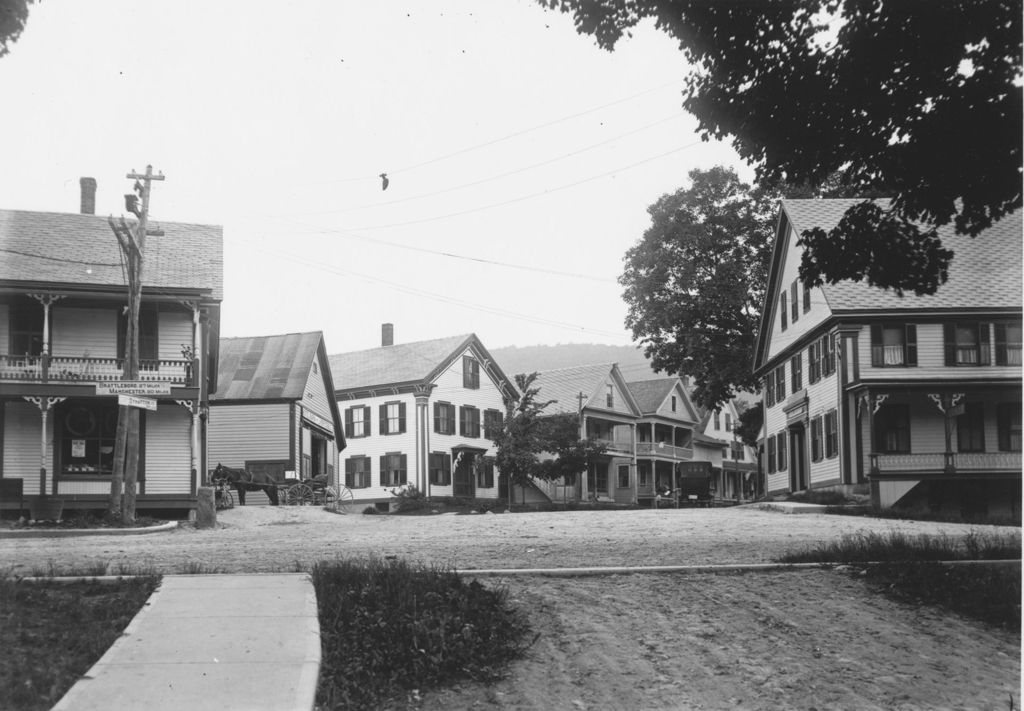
[995,322,1022,366]
[433,402,456,435]
[790,281,799,323]
[765,371,776,407]
[870,323,918,367]
[460,405,481,438]
[379,401,406,435]
[463,356,480,389]
[791,353,802,392]
[808,334,836,383]
[730,441,744,461]
[713,410,721,430]
[779,292,788,331]
[118,305,159,361]
[344,405,371,438]
[671,395,677,412]
[774,364,786,404]
[606,383,614,408]
[725,412,732,431]
[10,298,44,356]
[483,408,504,440]
[944,322,991,366]
[803,281,811,313]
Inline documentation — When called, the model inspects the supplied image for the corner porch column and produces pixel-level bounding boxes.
[630,423,638,505]
[23,396,66,496]
[579,412,589,500]
[176,400,200,492]
[414,384,433,496]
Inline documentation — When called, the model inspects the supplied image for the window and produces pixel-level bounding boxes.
[671,396,677,412]
[820,334,835,376]
[803,281,811,313]
[791,353,802,392]
[776,431,787,471]
[725,412,732,431]
[433,402,456,435]
[117,304,159,362]
[476,457,495,488]
[10,298,44,356]
[460,405,480,438]
[463,356,480,389]
[713,410,721,430]
[944,322,991,366]
[606,383,614,408]
[791,280,799,323]
[617,465,630,488]
[730,442,744,461]
[767,436,776,474]
[997,403,1022,452]
[957,403,985,453]
[58,400,120,478]
[995,322,1023,365]
[774,365,786,404]
[344,456,371,489]
[344,406,371,438]
[825,410,838,458]
[870,323,918,367]
[638,462,651,487]
[875,404,911,453]
[765,371,776,407]
[379,401,406,435]
[810,416,823,462]
[808,341,820,384]
[483,409,504,439]
[779,292,788,331]
[379,452,407,487]
[429,452,451,485]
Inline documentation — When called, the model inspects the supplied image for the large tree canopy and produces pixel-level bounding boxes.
[541,0,1022,295]
[620,167,776,409]
[0,0,33,58]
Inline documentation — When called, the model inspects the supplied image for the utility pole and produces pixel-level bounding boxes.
[107,166,164,522]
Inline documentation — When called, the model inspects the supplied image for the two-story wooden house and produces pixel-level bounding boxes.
[754,199,1022,517]
[627,377,702,504]
[695,400,758,502]
[208,331,345,501]
[328,327,517,509]
[0,181,222,515]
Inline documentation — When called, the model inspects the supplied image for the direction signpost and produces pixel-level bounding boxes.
[118,394,157,412]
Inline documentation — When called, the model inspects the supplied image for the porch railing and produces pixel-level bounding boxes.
[0,354,193,386]
[870,451,1022,475]
[636,442,694,459]
[589,437,634,453]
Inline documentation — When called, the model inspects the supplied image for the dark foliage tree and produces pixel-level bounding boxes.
[0,0,34,58]
[734,402,763,449]
[620,166,777,409]
[539,0,1022,295]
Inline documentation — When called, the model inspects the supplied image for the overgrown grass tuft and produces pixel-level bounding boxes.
[785,489,853,506]
[826,504,1022,527]
[0,576,159,710]
[777,530,1021,564]
[312,558,531,709]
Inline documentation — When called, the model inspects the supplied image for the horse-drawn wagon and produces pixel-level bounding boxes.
[210,464,356,513]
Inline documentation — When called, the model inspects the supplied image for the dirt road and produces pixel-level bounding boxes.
[1,506,1019,710]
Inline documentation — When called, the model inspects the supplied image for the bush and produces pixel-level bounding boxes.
[361,505,380,515]
[312,558,531,709]
[786,489,851,506]
[388,484,432,514]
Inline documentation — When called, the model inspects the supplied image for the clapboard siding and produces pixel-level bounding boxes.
[857,323,1021,380]
[805,356,841,486]
[52,308,118,358]
[3,401,49,496]
[342,392,417,501]
[300,361,332,422]
[159,311,193,361]
[145,405,192,494]
[766,224,834,362]
[59,480,113,496]
[208,403,291,468]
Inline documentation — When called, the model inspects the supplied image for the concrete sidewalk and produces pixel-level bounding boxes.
[53,574,320,711]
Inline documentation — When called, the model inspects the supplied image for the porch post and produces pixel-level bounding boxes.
[414,385,432,496]
[176,400,200,492]
[28,294,65,380]
[579,413,589,500]
[24,396,66,497]
[630,423,638,505]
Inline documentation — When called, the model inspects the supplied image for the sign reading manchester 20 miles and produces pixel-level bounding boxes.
[95,381,172,396]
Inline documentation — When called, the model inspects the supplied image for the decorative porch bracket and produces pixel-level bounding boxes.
[926,393,965,473]
[23,396,67,497]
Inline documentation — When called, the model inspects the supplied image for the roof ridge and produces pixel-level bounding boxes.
[534,361,617,375]
[328,333,473,359]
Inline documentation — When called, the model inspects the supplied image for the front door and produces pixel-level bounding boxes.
[790,427,808,492]
[453,451,476,499]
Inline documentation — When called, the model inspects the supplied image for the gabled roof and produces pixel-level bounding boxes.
[754,199,1023,371]
[532,363,640,416]
[0,209,224,300]
[328,333,517,398]
[626,377,700,423]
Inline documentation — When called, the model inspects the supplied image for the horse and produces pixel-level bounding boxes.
[211,463,280,506]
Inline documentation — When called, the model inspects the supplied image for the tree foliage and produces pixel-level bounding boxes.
[734,402,763,449]
[620,167,776,409]
[540,0,1022,295]
[0,0,34,58]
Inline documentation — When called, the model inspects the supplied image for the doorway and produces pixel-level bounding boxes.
[453,450,476,499]
[789,426,808,492]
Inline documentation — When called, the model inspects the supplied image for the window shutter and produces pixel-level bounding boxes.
[344,408,353,438]
[780,293,788,330]
[379,455,387,485]
[995,323,1007,365]
[808,342,818,383]
[398,402,407,433]
[979,322,991,365]
[345,458,355,487]
[458,406,465,436]
[767,437,776,473]
[870,324,883,367]
[448,404,456,434]
[791,281,799,321]
[905,325,918,366]
[433,402,441,433]
[400,454,408,484]
[379,404,388,434]
[944,323,956,365]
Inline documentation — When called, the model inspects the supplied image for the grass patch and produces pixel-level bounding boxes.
[1,511,167,530]
[312,558,531,709]
[826,504,1022,527]
[776,530,1022,564]
[785,489,853,506]
[0,576,159,710]
[778,530,1022,630]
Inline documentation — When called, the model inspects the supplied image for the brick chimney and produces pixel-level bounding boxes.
[79,177,97,215]
[382,323,394,347]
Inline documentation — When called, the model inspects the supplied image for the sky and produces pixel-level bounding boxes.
[0,0,752,354]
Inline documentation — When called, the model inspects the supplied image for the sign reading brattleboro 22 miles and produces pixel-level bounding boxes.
[95,381,172,396]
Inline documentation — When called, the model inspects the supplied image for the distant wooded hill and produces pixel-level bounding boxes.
[488,343,660,382]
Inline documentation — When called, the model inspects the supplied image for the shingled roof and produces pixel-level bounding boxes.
[625,378,677,414]
[0,209,223,300]
[213,331,326,401]
[782,199,1023,312]
[328,333,517,397]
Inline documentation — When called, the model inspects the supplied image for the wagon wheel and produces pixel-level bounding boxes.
[320,485,338,511]
[334,485,356,514]
[287,483,315,506]
[215,486,234,510]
